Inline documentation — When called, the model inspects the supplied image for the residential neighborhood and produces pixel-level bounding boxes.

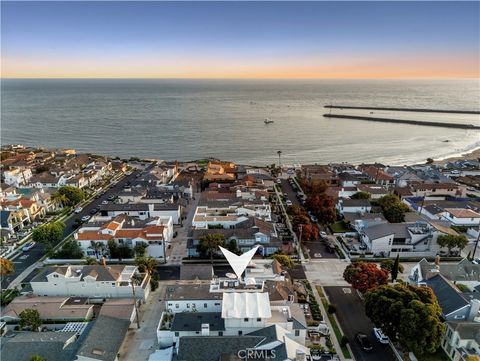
[1,146,480,361]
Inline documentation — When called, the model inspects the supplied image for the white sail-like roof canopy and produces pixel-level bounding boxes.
[221,292,271,319]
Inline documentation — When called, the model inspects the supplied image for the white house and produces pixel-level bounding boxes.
[165,284,223,314]
[99,203,181,224]
[442,208,480,227]
[75,215,172,260]
[3,167,33,187]
[30,265,150,301]
[337,198,372,215]
[442,321,480,361]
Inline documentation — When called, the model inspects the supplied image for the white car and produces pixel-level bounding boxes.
[276,179,282,184]
[101,200,109,205]
[74,207,83,214]
[320,231,327,239]
[373,328,389,344]
[81,215,91,222]
[22,241,36,252]
[285,200,293,206]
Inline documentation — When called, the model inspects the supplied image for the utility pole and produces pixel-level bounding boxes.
[131,278,141,329]
[471,230,480,261]
[298,224,303,246]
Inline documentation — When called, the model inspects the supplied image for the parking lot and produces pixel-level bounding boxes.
[303,240,338,259]
[323,286,396,361]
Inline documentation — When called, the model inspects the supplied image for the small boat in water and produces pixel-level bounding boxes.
[264,118,274,124]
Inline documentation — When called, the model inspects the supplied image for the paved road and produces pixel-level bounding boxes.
[279,178,301,206]
[2,169,142,289]
[324,286,396,361]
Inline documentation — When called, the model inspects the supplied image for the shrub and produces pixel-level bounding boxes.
[340,335,349,347]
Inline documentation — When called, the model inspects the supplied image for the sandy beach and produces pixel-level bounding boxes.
[433,147,480,165]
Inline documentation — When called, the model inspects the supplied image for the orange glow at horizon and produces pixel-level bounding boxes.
[2,54,479,79]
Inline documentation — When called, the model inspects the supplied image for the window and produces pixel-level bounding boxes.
[187,303,190,308]
[238,331,243,336]
[244,318,249,322]
[53,274,59,278]
[295,330,300,337]
[175,304,179,309]
[174,332,179,337]
[256,318,261,322]
[204,303,207,308]
[195,331,199,334]
[218,331,223,336]
[214,303,220,306]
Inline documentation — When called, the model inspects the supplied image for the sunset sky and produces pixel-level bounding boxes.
[1,1,479,79]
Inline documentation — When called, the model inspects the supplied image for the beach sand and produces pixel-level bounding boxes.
[433,148,480,165]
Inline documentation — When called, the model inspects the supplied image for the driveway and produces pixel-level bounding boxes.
[323,286,396,361]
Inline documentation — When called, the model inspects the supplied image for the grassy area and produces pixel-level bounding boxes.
[416,348,450,361]
[329,221,350,233]
[315,286,352,359]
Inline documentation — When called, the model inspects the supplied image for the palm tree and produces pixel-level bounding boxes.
[277,150,282,167]
[89,241,105,259]
[135,256,158,275]
[0,257,14,283]
[198,234,225,264]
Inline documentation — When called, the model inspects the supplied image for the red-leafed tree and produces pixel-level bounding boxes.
[343,262,389,293]
[301,223,319,242]
[305,195,336,225]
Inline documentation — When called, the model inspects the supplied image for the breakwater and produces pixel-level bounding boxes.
[323,114,480,130]
[324,105,480,115]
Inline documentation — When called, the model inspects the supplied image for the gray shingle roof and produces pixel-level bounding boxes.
[171,312,225,332]
[76,315,130,361]
[0,331,78,361]
[426,274,469,316]
[176,336,264,361]
[363,223,411,240]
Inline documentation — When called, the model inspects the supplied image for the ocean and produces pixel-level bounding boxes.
[1,79,479,166]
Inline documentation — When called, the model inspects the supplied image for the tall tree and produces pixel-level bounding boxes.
[365,284,445,355]
[135,256,158,275]
[351,191,371,200]
[32,221,66,253]
[306,195,336,225]
[343,262,389,293]
[301,223,319,242]
[272,254,294,268]
[19,309,42,331]
[391,254,400,282]
[89,241,106,259]
[437,234,469,256]
[53,186,85,207]
[198,234,225,264]
[228,239,240,255]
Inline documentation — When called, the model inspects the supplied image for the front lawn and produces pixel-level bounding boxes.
[329,221,350,233]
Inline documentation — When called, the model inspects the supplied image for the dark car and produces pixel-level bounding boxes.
[90,208,99,214]
[356,332,373,352]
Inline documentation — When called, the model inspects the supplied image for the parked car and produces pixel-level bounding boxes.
[101,200,109,205]
[320,231,327,239]
[74,207,83,214]
[356,332,373,351]
[81,215,91,222]
[107,195,116,201]
[373,328,389,344]
[359,244,368,250]
[22,241,36,252]
[286,200,293,206]
[310,215,318,223]
[90,208,99,215]
[276,179,282,184]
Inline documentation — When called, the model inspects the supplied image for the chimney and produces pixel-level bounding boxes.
[295,350,307,361]
[101,256,107,268]
[201,323,210,336]
[467,299,480,321]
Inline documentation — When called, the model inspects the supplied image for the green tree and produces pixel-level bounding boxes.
[53,240,83,259]
[89,241,106,259]
[19,309,42,331]
[53,186,85,207]
[272,254,294,268]
[437,234,469,256]
[380,256,404,282]
[364,283,445,355]
[107,239,118,258]
[135,256,158,275]
[198,234,225,264]
[377,195,409,223]
[343,262,389,293]
[32,222,66,253]
[29,355,47,361]
[82,257,98,265]
[228,239,240,255]
[133,242,148,257]
[351,191,371,199]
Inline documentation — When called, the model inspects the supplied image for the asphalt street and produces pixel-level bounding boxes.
[324,286,396,361]
[2,169,142,289]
